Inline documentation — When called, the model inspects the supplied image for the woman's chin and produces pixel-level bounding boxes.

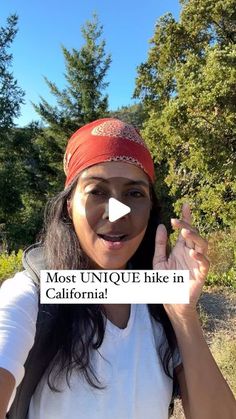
[90,258,128,271]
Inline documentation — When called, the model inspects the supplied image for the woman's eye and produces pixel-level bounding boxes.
[128,190,144,198]
[89,189,106,196]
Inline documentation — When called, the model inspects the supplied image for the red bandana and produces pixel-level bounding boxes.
[64,118,155,187]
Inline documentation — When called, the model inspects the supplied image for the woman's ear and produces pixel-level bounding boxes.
[67,199,72,219]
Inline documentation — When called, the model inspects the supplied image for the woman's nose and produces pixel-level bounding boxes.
[102,202,109,220]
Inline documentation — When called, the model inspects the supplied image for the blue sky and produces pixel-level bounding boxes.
[1,0,181,127]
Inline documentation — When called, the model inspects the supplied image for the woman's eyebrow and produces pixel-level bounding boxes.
[82,176,149,188]
[124,179,149,188]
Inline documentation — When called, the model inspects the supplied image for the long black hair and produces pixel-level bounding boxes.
[39,175,179,398]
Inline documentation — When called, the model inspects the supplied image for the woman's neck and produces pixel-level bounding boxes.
[101,304,131,329]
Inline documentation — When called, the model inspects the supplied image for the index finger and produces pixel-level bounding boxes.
[153,224,168,265]
[181,202,194,248]
[182,202,192,225]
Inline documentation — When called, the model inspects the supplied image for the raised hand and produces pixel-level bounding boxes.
[153,202,210,319]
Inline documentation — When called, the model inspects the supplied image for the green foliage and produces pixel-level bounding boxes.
[1,15,112,250]
[0,249,23,283]
[0,15,27,249]
[0,123,47,250]
[31,13,111,200]
[134,0,236,232]
[34,13,111,137]
[204,228,236,288]
[206,228,236,288]
[206,267,236,289]
[207,228,236,274]
[0,14,24,129]
[109,103,148,130]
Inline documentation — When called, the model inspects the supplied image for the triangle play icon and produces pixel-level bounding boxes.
[108,197,131,222]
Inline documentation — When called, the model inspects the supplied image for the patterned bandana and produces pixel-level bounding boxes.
[63,118,155,187]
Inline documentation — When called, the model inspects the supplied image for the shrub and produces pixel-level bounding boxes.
[206,228,236,288]
[0,250,23,284]
[206,266,236,289]
[207,228,236,275]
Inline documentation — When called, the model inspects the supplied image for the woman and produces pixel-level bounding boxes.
[0,118,235,419]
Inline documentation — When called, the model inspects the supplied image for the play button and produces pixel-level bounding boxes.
[108,197,131,222]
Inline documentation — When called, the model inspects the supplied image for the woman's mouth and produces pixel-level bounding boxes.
[97,233,128,250]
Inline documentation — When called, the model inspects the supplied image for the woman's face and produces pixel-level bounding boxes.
[69,162,152,270]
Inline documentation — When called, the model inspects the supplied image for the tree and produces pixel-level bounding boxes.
[109,103,148,130]
[0,14,24,130]
[0,15,25,249]
[34,13,111,136]
[134,0,236,233]
[33,14,111,195]
[2,122,47,250]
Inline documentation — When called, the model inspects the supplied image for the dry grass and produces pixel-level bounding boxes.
[211,334,236,396]
[171,286,236,418]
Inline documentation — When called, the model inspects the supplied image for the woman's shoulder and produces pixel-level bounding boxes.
[0,270,39,311]
[0,271,39,403]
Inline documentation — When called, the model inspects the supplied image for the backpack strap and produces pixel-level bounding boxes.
[7,244,59,419]
[22,243,46,284]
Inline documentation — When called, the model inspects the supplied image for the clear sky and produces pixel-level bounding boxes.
[1,0,181,127]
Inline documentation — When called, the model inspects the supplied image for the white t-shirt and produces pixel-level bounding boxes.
[0,272,181,419]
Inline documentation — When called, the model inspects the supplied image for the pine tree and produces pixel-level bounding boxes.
[3,123,47,250]
[0,15,25,249]
[134,0,236,232]
[34,13,111,137]
[33,14,111,195]
[0,14,24,130]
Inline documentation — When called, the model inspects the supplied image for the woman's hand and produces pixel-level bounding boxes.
[153,202,210,320]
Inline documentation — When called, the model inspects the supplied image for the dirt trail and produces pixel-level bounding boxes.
[171,286,236,418]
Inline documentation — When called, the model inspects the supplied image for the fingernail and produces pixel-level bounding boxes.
[183,228,191,235]
[171,218,180,224]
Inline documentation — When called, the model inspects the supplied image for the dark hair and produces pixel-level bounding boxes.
[40,175,179,397]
